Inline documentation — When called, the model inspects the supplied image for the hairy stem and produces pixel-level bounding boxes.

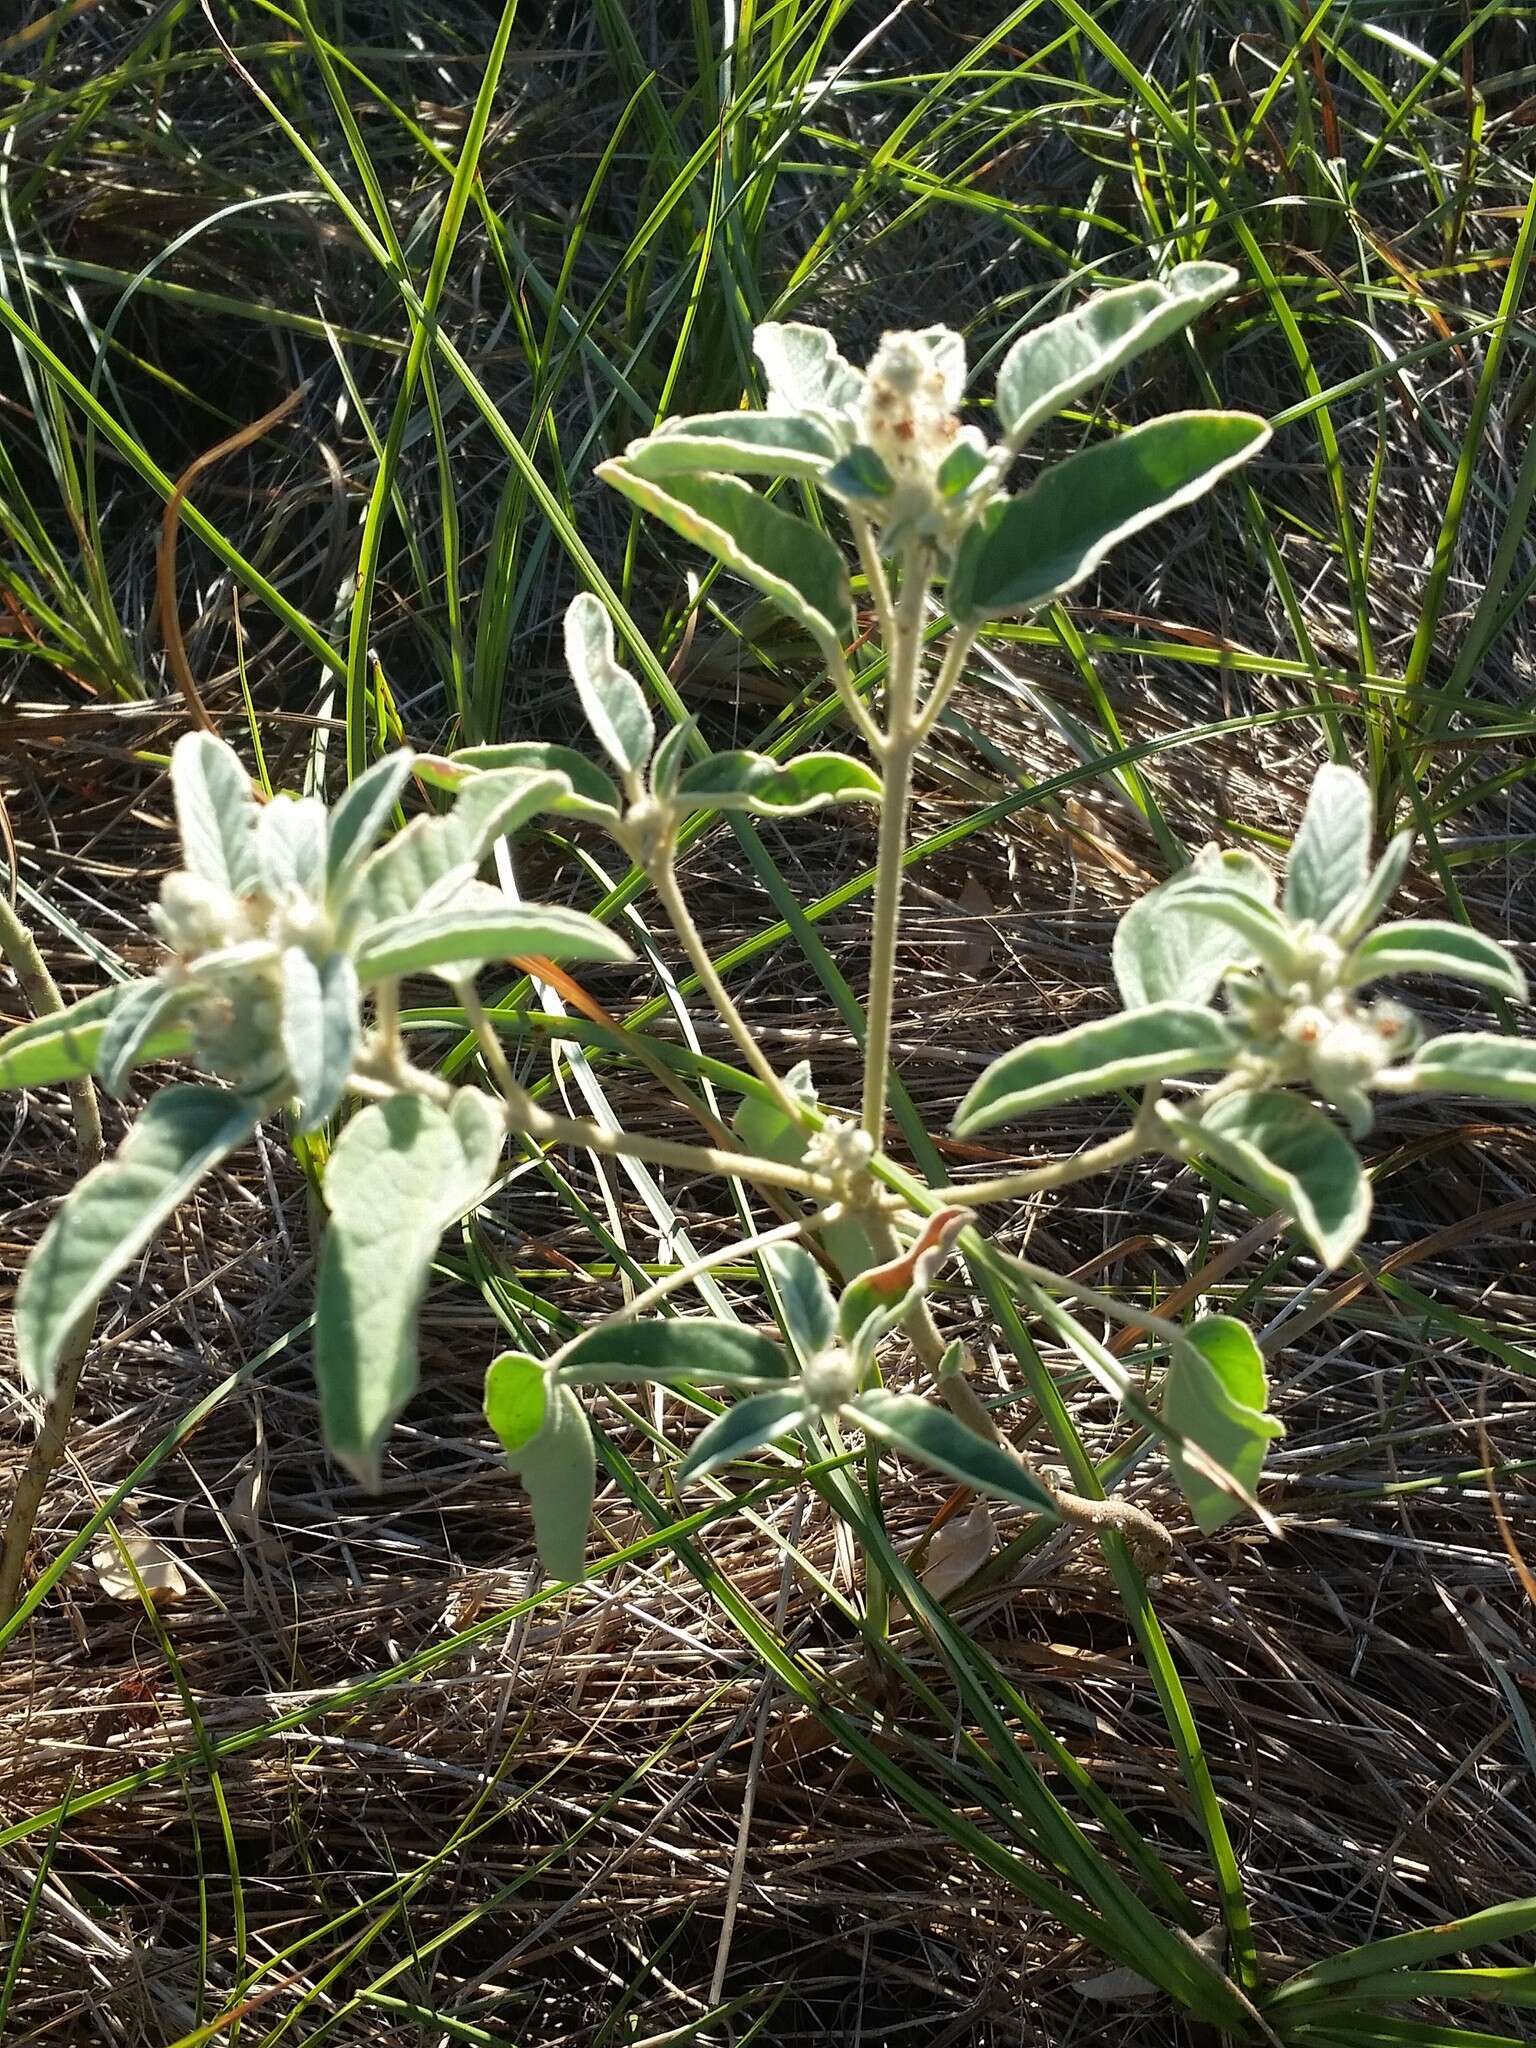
[0,895,106,1623]
[940,1086,1163,1207]
[861,545,930,1143]
[649,852,805,1124]
[507,1087,828,1196]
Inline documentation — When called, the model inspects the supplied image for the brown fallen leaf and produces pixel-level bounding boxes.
[89,1529,188,1605]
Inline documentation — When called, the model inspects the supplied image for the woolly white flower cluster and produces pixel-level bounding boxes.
[1229,925,1419,1135]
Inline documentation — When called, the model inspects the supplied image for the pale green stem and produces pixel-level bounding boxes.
[861,546,931,1143]
[457,976,521,1102]
[508,1086,828,1196]
[910,621,978,742]
[649,851,806,1124]
[940,1085,1163,1207]
[0,895,106,1623]
[825,639,885,757]
[850,511,897,643]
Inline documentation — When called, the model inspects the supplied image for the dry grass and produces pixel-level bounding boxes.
[2,3,1534,2044]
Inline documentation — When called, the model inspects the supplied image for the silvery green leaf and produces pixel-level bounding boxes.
[255,794,328,900]
[1325,827,1412,943]
[514,1380,595,1581]
[15,1085,263,1395]
[555,1317,790,1389]
[674,749,881,815]
[1345,921,1527,1001]
[484,1349,547,1456]
[679,1387,808,1481]
[1172,885,1301,981]
[314,1090,501,1486]
[98,978,193,1099]
[346,815,470,931]
[170,731,260,894]
[325,750,414,902]
[763,1243,838,1360]
[449,768,568,856]
[752,321,864,420]
[996,263,1238,448]
[1391,1032,1536,1104]
[954,1002,1236,1136]
[947,412,1269,622]
[594,464,855,654]
[0,983,188,1091]
[651,716,700,800]
[347,770,567,930]
[449,744,621,819]
[563,593,654,778]
[489,1359,598,1581]
[1113,850,1277,1009]
[620,412,841,481]
[1163,1089,1370,1270]
[279,947,357,1131]
[1163,1315,1283,1534]
[1283,764,1373,926]
[853,1390,1058,1515]
[353,901,632,983]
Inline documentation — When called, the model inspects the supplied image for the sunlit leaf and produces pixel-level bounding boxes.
[97,979,194,1098]
[853,1390,1058,1515]
[1283,763,1373,926]
[675,749,881,815]
[0,984,146,1089]
[448,743,621,819]
[1163,1088,1369,1269]
[484,1349,548,1456]
[763,1243,838,1360]
[948,411,1269,621]
[752,321,864,419]
[513,1381,595,1582]
[620,411,841,481]
[15,1085,263,1395]
[1172,885,1301,980]
[996,262,1238,447]
[1326,826,1413,943]
[1347,921,1527,1001]
[347,769,569,930]
[1163,1315,1283,1534]
[1392,1032,1536,1105]
[279,947,358,1130]
[595,463,855,653]
[314,1089,502,1485]
[564,592,654,778]
[170,731,261,895]
[255,793,328,900]
[1113,850,1275,1008]
[555,1317,790,1388]
[354,901,632,982]
[325,750,415,900]
[679,1387,807,1481]
[954,1002,1234,1135]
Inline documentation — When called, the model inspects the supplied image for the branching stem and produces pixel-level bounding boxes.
[861,542,930,1142]
[649,851,806,1124]
[940,1086,1164,1207]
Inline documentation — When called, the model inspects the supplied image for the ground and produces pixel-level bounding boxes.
[0,4,1533,2044]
